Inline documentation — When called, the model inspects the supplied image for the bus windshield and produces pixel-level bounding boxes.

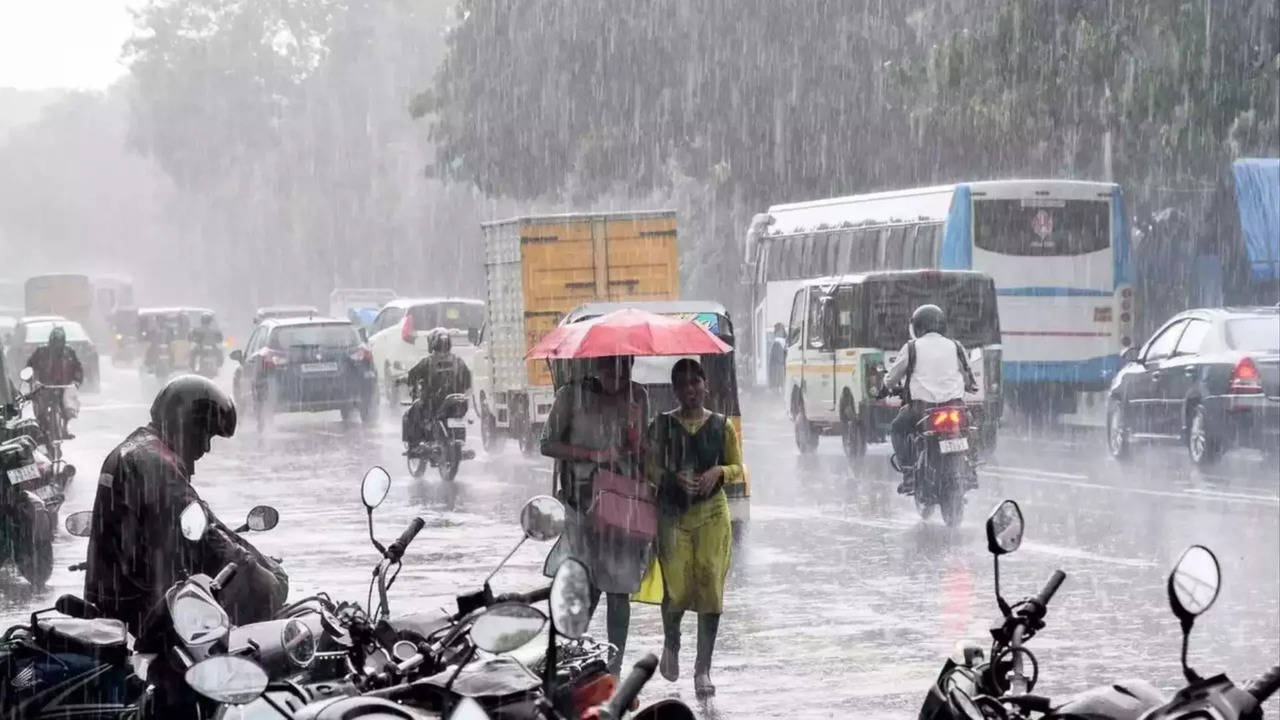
[973,199,1110,257]
[862,274,1000,350]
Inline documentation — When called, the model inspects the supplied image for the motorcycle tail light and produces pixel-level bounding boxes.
[573,672,616,717]
[1230,357,1263,394]
[931,408,962,433]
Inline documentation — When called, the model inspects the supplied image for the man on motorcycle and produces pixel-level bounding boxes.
[26,326,84,439]
[83,375,288,638]
[188,312,224,371]
[882,304,978,495]
[401,328,472,448]
[142,318,176,375]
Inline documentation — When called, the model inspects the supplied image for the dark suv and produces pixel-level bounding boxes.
[231,317,377,430]
[1106,306,1279,466]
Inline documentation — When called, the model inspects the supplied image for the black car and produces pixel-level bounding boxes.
[231,317,377,430]
[5,317,100,393]
[1106,306,1279,466]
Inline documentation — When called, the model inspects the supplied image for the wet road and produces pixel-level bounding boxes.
[2,363,1277,719]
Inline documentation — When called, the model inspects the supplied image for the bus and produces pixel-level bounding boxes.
[746,180,1132,416]
[23,274,135,346]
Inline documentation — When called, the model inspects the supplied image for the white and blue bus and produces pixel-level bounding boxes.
[746,179,1133,415]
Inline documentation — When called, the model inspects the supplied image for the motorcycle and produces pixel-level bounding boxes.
[17,366,76,462]
[402,386,475,481]
[917,498,1280,720]
[192,342,221,379]
[0,501,290,719]
[879,385,976,527]
[0,434,72,588]
[141,339,174,383]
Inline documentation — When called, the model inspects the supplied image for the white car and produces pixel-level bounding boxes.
[367,298,485,406]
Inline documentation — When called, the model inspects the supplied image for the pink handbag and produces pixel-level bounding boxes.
[591,469,657,541]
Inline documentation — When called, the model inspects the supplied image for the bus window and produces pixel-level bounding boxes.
[884,227,908,268]
[853,228,879,270]
[914,225,941,266]
[806,234,830,277]
[824,232,840,275]
[973,199,1110,256]
[900,226,919,268]
[788,289,805,346]
[834,230,856,273]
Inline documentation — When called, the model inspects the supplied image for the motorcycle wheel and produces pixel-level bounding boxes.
[438,444,460,482]
[914,492,935,520]
[407,450,428,478]
[16,539,53,588]
[939,464,965,528]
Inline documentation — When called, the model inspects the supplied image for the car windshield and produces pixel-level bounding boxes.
[271,324,358,349]
[23,321,90,343]
[1226,317,1280,352]
[409,302,483,332]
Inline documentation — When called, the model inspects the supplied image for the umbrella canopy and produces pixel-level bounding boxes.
[526,308,732,360]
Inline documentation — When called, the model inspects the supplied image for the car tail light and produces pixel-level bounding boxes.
[1230,357,1263,394]
[349,345,372,363]
[401,314,414,343]
[930,408,963,433]
[263,350,289,369]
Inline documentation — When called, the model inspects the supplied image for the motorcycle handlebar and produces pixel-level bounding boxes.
[495,585,552,605]
[385,517,425,563]
[212,562,238,590]
[1036,570,1066,608]
[55,595,99,619]
[605,653,659,719]
[1245,664,1280,703]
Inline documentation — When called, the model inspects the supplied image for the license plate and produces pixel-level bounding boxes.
[7,464,40,485]
[301,362,338,374]
[446,418,466,428]
[939,438,968,454]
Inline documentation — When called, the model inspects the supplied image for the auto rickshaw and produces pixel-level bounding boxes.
[551,301,751,539]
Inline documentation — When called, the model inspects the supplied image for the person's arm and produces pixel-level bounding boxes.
[954,340,979,393]
[696,417,743,493]
[540,385,613,463]
[884,343,910,388]
[69,349,84,385]
[458,360,472,393]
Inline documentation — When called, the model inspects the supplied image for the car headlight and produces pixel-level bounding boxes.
[171,590,229,646]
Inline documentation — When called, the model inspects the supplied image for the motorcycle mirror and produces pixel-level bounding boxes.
[449,698,492,720]
[519,495,565,542]
[985,499,1024,556]
[179,502,209,541]
[64,511,93,538]
[469,602,547,654]
[550,557,592,640]
[1168,544,1220,684]
[245,505,280,532]
[183,655,268,705]
[361,466,391,510]
[18,367,33,383]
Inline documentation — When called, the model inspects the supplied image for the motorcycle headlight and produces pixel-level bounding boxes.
[281,618,316,668]
[171,590,229,646]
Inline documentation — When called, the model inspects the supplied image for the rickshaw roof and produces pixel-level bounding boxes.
[561,301,730,325]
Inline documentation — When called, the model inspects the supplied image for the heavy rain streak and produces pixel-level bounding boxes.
[0,1,1277,719]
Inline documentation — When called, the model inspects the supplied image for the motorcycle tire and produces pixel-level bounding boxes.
[939,461,965,528]
[407,451,428,478]
[438,444,460,482]
[914,492,935,520]
[16,539,53,588]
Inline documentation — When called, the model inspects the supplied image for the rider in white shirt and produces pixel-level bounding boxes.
[883,304,977,494]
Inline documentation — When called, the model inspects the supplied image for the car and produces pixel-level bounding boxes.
[230,316,377,431]
[5,316,101,393]
[366,298,484,406]
[1106,306,1279,467]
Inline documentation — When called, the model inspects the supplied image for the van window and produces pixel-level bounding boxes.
[787,289,805,346]
[833,285,860,348]
[806,287,827,349]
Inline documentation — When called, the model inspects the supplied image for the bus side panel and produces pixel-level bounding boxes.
[940,184,973,270]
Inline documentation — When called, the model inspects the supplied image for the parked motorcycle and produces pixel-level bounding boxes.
[0,434,72,588]
[402,386,475,481]
[880,385,976,527]
[917,499,1280,720]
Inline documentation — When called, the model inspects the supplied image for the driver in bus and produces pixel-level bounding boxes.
[881,304,977,495]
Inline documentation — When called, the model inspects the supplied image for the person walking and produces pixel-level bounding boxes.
[646,357,742,698]
[540,354,651,675]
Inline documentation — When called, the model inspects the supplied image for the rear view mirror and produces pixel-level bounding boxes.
[985,500,1023,555]
[469,603,547,654]
[184,656,268,705]
[361,466,391,510]
[1169,545,1220,619]
[229,350,244,364]
[18,367,33,383]
[520,496,565,542]
[64,511,93,537]
[245,505,279,532]
[550,557,592,639]
[179,502,209,541]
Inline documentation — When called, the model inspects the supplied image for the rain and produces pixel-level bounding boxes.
[0,1,1277,718]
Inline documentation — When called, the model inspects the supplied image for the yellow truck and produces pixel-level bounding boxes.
[474,211,680,453]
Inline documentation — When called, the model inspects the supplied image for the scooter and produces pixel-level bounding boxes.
[917,499,1280,720]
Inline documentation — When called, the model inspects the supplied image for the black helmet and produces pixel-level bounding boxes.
[48,326,67,347]
[150,375,236,467]
[427,327,451,354]
[910,304,947,339]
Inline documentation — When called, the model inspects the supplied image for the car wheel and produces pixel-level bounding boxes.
[1106,401,1131,461]
[793,401,818,454]
[340,406,355,427]
[840,400,865,461]
[1187,404,1222,468]
[255,384,275,433]
[360,394,379,425]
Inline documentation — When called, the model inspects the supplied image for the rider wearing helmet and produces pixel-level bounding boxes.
[26,325,85,438]
[882,304,978,494]
[188,312,224,370]
[402,328,472,447]
[84,375,288,636]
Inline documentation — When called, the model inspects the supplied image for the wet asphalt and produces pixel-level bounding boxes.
[1,362,1276,719]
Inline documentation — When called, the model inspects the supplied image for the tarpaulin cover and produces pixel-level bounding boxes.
[1232,158,1280,282]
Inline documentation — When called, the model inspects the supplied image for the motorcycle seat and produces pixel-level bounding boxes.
[36,617,130,660]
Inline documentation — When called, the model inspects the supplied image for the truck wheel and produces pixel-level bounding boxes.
[840,400,866,461]
[793,401,818,454]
